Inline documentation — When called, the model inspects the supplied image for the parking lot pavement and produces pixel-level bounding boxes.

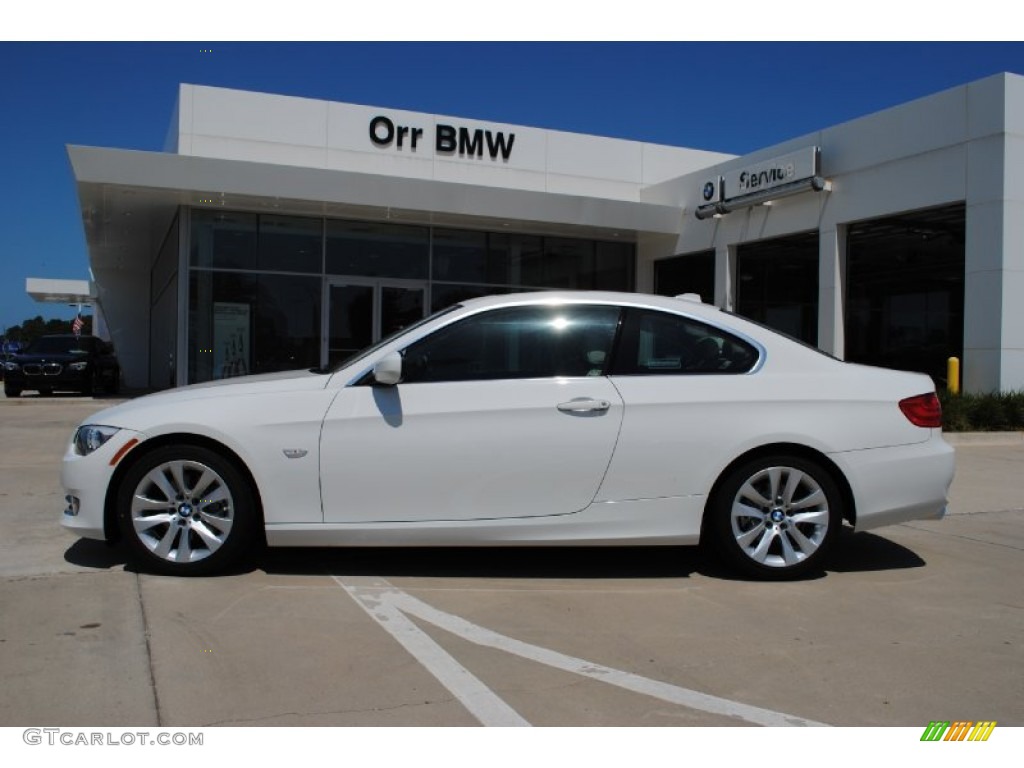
[945,432,1024,515]
[0,397,1021,727]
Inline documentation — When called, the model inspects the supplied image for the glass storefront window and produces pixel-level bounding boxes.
[190,210,257,270]
[432,229,495,283]
[846,205,965,385]
[257,215,322,273]
[431,284,514,313]
[532,238,595,288]
[595,241,635,291]
[737,233,819,345]
[185,208,637,385]
[326,220,428,278]
[654,250,715,301]
[489,232,543,287]
[188,271,321,382]
[191,211,322,272]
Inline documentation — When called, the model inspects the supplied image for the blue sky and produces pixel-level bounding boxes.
[2,41,1024,334]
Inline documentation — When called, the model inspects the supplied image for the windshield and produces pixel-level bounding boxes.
[327,304,462,373]
[24,337,92,355]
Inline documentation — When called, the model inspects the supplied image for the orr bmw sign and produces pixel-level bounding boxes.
[696,147,826,219]
[369,114,516,161]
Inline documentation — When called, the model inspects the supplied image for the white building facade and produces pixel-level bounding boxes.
[63,74,1024,392]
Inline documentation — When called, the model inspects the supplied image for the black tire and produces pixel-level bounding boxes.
[4,383,20,398]
[710,455,843,580]
[117,444,259,576]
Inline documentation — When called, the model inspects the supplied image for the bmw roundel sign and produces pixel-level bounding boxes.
[701,178,721,204]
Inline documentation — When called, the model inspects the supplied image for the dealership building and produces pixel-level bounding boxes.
[51,73,1024,392]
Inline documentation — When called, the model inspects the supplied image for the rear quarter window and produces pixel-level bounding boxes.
[612,308,759,375]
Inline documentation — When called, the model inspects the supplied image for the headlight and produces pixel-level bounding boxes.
[73,425,120,456]
[3,362,18,371]
[68,361,89,371]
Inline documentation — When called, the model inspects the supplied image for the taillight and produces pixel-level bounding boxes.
[899,392,942,428]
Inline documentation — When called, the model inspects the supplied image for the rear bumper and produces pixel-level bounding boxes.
[832,432,955,532]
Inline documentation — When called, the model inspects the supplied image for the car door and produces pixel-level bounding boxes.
[596,307,764,503]
[320,304,624,523]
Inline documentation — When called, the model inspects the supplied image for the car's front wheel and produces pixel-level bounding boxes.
[117,444,258,576]
[4,383,20,398]
[710,455,842,579]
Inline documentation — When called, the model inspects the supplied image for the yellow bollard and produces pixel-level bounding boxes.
[947,357,960,395]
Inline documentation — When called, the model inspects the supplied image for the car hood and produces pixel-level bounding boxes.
[83,368,332,428]
[11,352,87,364]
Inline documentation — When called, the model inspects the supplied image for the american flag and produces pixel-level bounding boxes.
[72,313,83,337]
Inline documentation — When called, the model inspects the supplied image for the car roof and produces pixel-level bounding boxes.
[20,335,100,347]
[455,290,743,328]
[459,290,718,315]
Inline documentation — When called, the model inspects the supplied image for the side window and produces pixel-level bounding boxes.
[612,309,758,375]
[401,305,621,384]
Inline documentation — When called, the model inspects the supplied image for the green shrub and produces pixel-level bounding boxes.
[939,390,1024,431]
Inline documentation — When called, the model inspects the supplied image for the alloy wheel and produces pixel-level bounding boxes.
[130,459,235,564]
[729,465,831,569]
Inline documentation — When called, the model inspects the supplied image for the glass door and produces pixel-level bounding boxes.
[323,279,426,370]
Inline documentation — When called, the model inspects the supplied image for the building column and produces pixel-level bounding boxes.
[715,244,735,311]
[636,233,677,294]
[817,225,845,358]
[963,195,1024,393]
[963,123,1024,393]
[176,211,191,387]
[999,198,1024,390]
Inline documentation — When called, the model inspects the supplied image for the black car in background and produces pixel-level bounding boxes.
[3,335,120,397]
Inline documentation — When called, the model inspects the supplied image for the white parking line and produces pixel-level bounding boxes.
[335,576,530,726]
[334,575,827,727]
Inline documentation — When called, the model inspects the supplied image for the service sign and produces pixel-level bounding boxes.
[723,147,818,200]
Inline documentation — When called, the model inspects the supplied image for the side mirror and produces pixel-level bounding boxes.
[372,351,403,386]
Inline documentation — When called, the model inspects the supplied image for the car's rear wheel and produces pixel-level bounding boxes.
[711,455,842,579]
[117,444,258,576]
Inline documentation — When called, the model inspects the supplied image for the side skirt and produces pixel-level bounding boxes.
[266,495,705,548]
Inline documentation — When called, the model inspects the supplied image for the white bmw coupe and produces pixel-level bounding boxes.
[62,291,954,579]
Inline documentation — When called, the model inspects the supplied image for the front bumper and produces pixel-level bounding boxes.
[7,367,92,392]
[61,428,146,541]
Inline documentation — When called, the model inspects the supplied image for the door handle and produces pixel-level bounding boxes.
[557,398,611,413]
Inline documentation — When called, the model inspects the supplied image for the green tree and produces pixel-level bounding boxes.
[3,315,91,345]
